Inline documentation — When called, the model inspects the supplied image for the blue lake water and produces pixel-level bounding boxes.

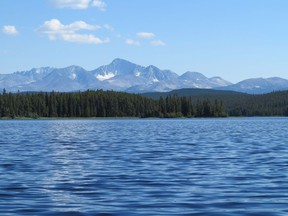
[0,118,288,216]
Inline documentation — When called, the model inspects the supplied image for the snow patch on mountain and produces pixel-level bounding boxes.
[70,73,77,80]
[152,78,159,82]
[96,72,116,81]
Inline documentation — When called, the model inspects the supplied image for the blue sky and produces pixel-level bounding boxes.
[1,0,288,83]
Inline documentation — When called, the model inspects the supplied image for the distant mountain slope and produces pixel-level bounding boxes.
[0,58,288,94]
[142,88,247,100]
[27,66,100,92]
[0,67,54,92]
[218,77,288,94]
[178,72,232,89]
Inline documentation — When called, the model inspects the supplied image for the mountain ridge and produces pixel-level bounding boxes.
[1,58,288,94]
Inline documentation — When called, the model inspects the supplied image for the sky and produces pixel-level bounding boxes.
[1,0,288,83]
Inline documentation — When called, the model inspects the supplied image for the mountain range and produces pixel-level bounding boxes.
[1,58,288,94]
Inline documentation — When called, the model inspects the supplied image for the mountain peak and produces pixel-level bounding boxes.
[111,58,135,66]
[146,65,160,70]
[180,71,207,80]
[65,65,85,71]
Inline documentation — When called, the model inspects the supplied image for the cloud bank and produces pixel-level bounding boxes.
[38,19,109,44]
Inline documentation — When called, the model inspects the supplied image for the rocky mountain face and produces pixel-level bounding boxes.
[0,58,287,94]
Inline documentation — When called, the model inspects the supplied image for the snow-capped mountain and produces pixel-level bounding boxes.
[0,67,54,92]
[27,66,100,92]
[0,58,288,94]
[91,59,179,91]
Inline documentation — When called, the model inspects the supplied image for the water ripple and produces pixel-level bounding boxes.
[0,118,288,215]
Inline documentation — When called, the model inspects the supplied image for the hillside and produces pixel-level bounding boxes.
[143,88,288,117]
[142,88,247,99]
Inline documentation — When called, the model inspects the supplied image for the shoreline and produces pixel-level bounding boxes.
[1,116,287,120]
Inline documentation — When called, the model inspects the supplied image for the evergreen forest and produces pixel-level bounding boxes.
[0,88,288,118]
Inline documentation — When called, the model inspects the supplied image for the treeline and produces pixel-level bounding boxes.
[144,88,288,117]
[0,89,227,118]
[1,89,287,119]
[227,91,288,116]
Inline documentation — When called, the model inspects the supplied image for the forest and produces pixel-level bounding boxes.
[144,88,288,117]
[0,89,226,118]
[0,88,288,118]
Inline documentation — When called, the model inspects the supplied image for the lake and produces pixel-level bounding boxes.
[0,118,288,215]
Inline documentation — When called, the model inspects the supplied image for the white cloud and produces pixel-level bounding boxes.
[125,39,140,46]
[130,31,165,46]
[150,40,166,46]
[2,25,18,35]
[62,34,109,44]
[52,0,107,10]
[38,19,109,44]
[136,32,155,39]
[52,0,90,9]
[91,0,106,11]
